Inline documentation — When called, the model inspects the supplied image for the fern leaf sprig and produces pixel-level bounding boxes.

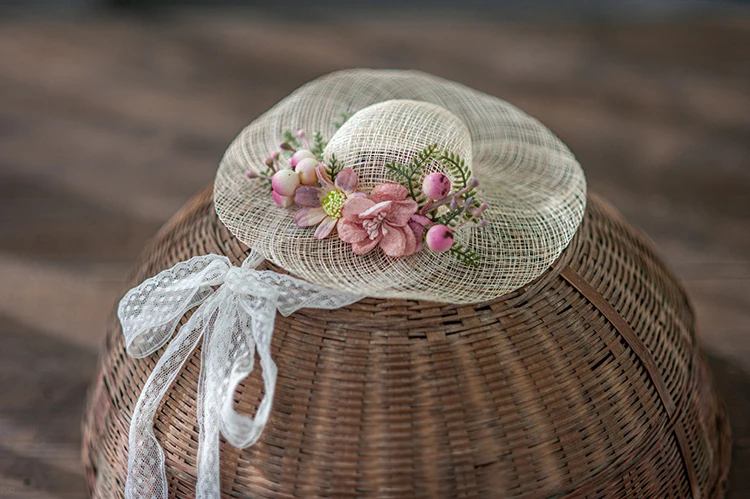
[433,209,463,227]
[447,242,480,268]
[325,154,343,180]
[384,160,410,182]
[385,144,438,204]
[310,131,327,161]
[437,151,476,200]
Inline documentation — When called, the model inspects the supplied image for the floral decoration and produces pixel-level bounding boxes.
[246,122,489,267]
[339,183,420,257]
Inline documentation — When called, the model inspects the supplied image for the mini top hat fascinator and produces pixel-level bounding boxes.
[116,69,587,499]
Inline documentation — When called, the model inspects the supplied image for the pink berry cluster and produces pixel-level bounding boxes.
[419,173,489,253]
[246,129,323,207]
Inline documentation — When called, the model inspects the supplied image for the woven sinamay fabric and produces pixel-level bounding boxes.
[117,69,588,499]
[215,69,587,304]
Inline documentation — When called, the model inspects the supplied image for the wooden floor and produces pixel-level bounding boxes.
[0,9,748,498]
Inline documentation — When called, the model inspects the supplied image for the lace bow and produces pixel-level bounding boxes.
[117,253,362,499]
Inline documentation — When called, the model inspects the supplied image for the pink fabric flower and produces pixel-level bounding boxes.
[294,166,363,239]
[338,183,421,257]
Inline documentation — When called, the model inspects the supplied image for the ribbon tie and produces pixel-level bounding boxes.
[118,253,362,499]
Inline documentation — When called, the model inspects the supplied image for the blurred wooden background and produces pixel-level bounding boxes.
[0,7,748,498]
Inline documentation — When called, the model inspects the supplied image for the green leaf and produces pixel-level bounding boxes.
[310,131,327,161]
[447,242,480,268]
[436,150,475,199]
[325,154,343,180]
[434,209,462,227]
[255,166,273,190]
[384,144,438,205]
[384,160,410,183]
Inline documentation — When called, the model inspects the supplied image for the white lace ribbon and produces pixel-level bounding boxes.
[117,252,362,499]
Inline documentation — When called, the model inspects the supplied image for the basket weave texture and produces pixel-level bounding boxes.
[81,187,731,498]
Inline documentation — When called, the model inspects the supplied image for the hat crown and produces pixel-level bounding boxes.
[325,100,472,190]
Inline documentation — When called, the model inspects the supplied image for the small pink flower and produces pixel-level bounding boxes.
[294,166,363,239]
[338,183,421,258]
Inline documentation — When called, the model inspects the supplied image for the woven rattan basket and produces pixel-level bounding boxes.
[81,186,731,498]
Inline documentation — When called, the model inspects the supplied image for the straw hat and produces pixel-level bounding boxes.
[215,69,586,303]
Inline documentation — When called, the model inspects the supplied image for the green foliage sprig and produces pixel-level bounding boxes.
[438,151,481,211]
[436,151,474,199]
[383,144,485,267]
[385,146,480,226]
[384,143,439,206]
[310,131,327,161]
[433,209,462,227]
[325,153,343,180]
[447,242,480,268]
[258,167,274,190]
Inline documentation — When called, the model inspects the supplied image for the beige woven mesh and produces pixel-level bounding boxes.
[214,69,587,303]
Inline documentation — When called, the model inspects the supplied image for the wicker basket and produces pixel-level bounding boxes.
[81,187,731,498]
